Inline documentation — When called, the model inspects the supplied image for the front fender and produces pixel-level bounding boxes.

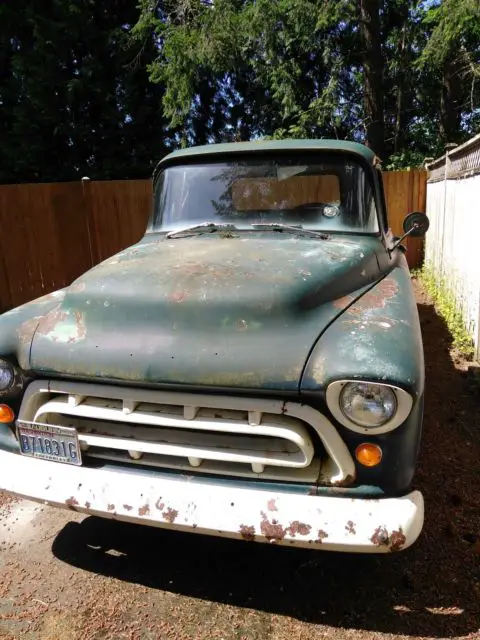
[0,290,66,369]
[302,256,423,394]
[301,255,424,493]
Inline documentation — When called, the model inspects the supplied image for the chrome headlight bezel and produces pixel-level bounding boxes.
[0,359,15,392]
[326,380,413,435]
[0,359,24,398]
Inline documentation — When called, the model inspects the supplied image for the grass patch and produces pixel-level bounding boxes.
[414,266,475,358]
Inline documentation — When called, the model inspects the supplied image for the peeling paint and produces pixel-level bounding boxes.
[316,529,329,543]
[333,295,354,310]
[267,499,278,512]
[16,316,42,345]
[65,496,79,509]
[162,507,178,523]
[239,525,256,541]
[37,307,86,344]
[389,528,407,552]
[288,521,312,537]
[370,526,407,552]
[260,511,286,543]
[348,278,398,314]
[371,526,390,547]
[138,504,150,516]
[345,520,356,534]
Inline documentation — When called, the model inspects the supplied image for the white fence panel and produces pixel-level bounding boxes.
[425,135,480,359]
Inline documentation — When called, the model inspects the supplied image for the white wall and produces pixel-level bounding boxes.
[425,169,480,358]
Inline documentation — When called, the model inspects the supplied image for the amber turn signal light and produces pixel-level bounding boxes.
[355,443,383,467]
[0,404,15,423]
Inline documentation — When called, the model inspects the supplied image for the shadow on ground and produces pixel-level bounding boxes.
[52,292,480,638]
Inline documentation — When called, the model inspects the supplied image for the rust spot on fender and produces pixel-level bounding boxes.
[65,496,79,509]
[288,521,312,537]
[349,278,398,314]
[36,306,86,344]
[333,295,354,310]
[267,499,278,512]
[69,281,86,293]
[72,310,86,341]
[239,525,256,541]
[260,511,286,543]
[170,290,189,304]
[163,507,178,523]
[37,306,68,336]
[17,316,42,345]
[316,529,329,543]
[155,499,165,511]
[138,504,150,516]
[123,504,133,511]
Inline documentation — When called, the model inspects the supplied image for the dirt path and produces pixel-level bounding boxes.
[1,280,479,640]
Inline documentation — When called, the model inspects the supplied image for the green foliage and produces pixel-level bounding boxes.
[1,0,479,182]
[0,1,169,183]
[133,0,480,159]
[384,150,426,170]
[418,266,475,357]
[420,0,480,75]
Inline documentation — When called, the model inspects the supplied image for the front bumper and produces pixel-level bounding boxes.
[0,449,423,552]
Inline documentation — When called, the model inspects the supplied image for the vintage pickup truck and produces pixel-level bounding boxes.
[0,140,429,552]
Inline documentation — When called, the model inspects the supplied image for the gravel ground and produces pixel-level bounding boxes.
[0,279,479,640]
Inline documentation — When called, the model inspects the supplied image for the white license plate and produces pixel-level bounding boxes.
[16,421,82,466]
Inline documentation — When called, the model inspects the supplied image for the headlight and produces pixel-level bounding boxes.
[326,380,414,434]
[0,360,14,392]
[340,382,396,427]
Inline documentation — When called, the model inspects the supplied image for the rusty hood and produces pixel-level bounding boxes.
[28,233,383,391]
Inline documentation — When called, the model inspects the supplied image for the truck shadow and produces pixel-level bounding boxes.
[52,296,480,638]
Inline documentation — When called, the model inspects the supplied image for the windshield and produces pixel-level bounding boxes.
[151,154,379,234]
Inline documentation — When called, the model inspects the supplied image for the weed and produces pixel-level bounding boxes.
[416,266,475,358]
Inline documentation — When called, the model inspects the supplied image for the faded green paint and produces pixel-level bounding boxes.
[28,233,381,389]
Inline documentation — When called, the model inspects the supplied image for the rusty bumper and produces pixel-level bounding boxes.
[0,450,423,552]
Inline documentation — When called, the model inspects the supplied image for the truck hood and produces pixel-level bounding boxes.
[29,233,382,391]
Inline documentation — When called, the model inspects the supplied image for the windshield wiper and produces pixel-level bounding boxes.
[166,222,238,239]
[251,223,329,239]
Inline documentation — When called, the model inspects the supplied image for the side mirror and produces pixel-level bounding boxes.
[389,211,429,254]
[402,211,430,237]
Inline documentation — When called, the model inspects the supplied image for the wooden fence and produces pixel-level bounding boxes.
[0,170,426,313]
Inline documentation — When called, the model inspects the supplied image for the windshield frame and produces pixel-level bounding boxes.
[148,150,384,238]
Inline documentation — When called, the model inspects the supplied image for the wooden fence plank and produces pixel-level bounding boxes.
[86,180,151,264]
[382,170,427,268]
[0,170,427,312]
